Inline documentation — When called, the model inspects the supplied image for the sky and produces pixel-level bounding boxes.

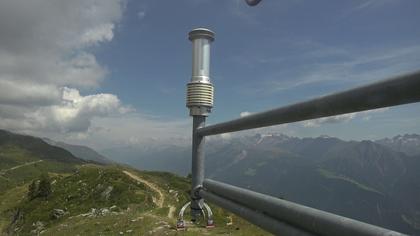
[0,0,419,149]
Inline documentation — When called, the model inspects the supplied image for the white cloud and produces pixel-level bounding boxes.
[220,133,232,140]
[0,0,189,149]
[240,111,253,117]
[0,87,127,134]
[263,43,420,92]
[0,0,127,142]
[353,0,399,11]
[303,113,356,128]
[302,108,389,128]
[137,11,146,20]
[75,115,191,149]
[80,24,115,45]
[0,80,61,107]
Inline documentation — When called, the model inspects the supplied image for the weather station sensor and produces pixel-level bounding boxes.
[186,28,215,116]
[177,28,215,229]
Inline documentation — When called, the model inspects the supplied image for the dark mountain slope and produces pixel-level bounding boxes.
[0,130,83,165]
[0,130,85,193]
[205,135,420,235]
[43,138,112,165]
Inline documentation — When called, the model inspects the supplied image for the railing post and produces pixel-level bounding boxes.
[177,28,215,228]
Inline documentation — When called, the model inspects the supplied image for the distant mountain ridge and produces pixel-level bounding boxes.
[376,134,420,156]
[43,138,113,165]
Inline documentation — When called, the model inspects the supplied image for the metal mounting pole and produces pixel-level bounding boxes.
[190,115,206,220]
[177,28,215,229]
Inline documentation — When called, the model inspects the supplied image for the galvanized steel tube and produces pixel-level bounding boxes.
[203,179,406,236]
[200,189,315,236]
[197,70,420,136]
[190,116,206,218]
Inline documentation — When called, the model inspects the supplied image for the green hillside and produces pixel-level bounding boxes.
[0,130,269,235]
[1,165,269,235]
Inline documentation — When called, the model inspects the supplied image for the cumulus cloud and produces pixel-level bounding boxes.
[80,24,115,45]
[303,113,356,128]
[0,0,126,138]
[73,115,191,149]
[0,87,127,134]
[302,108,389,128]
[240,111,253,117]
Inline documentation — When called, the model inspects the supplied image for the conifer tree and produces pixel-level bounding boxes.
[27,180,37,200]
[37,174,52,199]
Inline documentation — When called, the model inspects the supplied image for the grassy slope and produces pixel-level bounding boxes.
[0,130,269,235]
[1,164,270,235]
[0,145,79,193]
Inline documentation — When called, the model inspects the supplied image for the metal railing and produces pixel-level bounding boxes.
[197,71,420,236]
[198,71,420,136]
[177,27,419,236]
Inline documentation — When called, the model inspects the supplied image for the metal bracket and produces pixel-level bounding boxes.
[177,201,215,230]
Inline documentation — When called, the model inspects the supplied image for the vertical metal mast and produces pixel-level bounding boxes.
[177,28,215,228]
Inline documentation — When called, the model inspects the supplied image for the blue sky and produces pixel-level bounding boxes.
[0,0,419,148]
[97,0,420,140]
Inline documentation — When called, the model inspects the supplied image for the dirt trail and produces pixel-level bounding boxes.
[168,205,176,218]
[122,171,178,218]
[0,160,43,175]
[123,170,164,207]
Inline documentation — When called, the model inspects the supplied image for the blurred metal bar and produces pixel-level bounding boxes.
[203,179,406,236]
[245,0,262,6]
[197,70,420,136]
[200,189,315,236]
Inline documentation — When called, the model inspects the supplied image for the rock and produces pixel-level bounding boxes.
[31,221,45,235]
[100,208,110,216]
[81,208,111,217]
[80,208,97,217]
[130,216,143,222]
[51,209,67,219]
[101,186,113,200]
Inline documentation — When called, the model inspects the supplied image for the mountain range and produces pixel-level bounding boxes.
[101,133,420,235]
[376,134,420,157]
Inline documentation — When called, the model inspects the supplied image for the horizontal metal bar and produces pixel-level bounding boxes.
[203,179,406,236]
[198,70,420,136]
[199,189,315,236]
